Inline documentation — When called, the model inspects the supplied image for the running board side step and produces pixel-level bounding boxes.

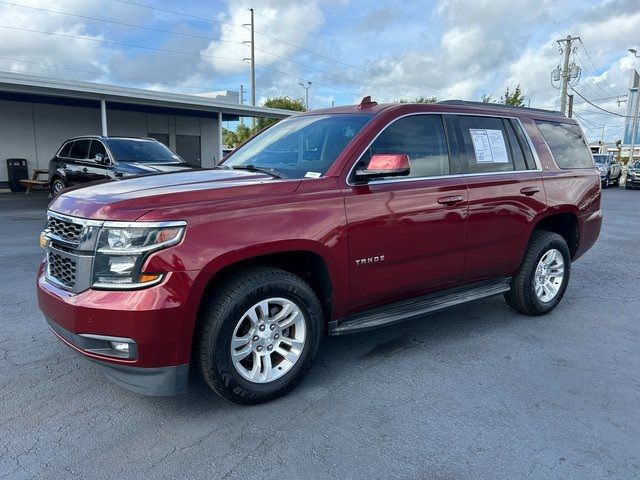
[329,278,511,336]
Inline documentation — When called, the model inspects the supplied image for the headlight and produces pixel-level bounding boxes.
[597,165,607,172]
[92,221,185,289]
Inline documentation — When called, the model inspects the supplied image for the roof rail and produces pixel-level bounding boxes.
[437,100,563,116]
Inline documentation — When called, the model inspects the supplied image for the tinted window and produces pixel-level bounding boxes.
[88,140,107,160]
[355,115,450,180]
[536,121,594,169]
[224,114,372,179]
[58,142,72,158]
[510,119,537,170]
[107,139,181,163]
[458,116,515,173]
[68,140,90,160]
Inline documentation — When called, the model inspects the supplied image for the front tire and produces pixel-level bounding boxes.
[504,231,571,316]
[51,177,66,196]
[602,175,609,188]
[197,267,323,404]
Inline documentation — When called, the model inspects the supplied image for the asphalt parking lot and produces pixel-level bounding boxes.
[1,188,639,480]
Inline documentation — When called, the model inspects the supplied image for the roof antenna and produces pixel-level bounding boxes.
[358,96,378,109]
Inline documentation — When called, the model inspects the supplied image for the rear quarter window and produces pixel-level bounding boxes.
[536,120,594,169]
[58,142,72,158]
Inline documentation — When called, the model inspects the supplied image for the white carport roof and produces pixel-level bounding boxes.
[0,71,293,119]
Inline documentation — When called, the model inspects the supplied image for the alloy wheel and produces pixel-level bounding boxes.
[534,248,565,303]
[230,297,306,383]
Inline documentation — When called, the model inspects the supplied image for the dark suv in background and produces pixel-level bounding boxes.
[593,153,622,188]
[49,136,197,196]
[626,160,640,189]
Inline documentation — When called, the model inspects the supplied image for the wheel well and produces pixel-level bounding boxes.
[198,251,334,328]
[533,213,579,258]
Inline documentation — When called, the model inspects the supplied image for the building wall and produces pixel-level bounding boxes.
[0,98,222,186]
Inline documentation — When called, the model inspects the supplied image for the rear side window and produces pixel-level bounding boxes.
[88,140,107,160]
[355,114,451,180]
[58,142,72,158]
[536,121,594,169]
[68,140,90,160]
[458,116,518,173]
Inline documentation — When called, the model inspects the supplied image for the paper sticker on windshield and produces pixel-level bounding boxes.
[469,129,509,163]
[305,172,321,178]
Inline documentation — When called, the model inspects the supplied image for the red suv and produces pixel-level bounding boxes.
[37,98,602,404]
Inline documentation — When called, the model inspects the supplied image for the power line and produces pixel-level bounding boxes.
[0,1,415,100]
[0,55,223,93]
[571,88,632,118]
[0,24,365,98]
[573,51,619,100]
[108,0,452,98]
[111,0,240,29]
[577,40,622,97]
[0,1,245,46]
[0,24,242,63]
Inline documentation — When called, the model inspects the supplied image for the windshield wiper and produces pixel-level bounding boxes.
[230,165,283,179]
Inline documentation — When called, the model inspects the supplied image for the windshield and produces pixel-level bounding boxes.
[593,154,609,164]
[108,139,182,163]
[223,114,373,178]
[631,160,640,169]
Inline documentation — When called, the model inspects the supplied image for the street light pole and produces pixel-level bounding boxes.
[243,9,256,129]
[628,49,640,163]
[298,81,311,111]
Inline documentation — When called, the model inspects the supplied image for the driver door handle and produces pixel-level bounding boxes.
[520,186,540,196]
[437,194,465,206]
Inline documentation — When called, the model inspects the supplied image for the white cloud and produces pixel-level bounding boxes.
[200,0,324,75]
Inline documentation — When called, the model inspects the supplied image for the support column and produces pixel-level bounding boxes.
[100,98,108,136]
[217,111,223,165]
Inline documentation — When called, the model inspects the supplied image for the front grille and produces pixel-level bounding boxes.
[47,216,84,244]
[48,252,77,288]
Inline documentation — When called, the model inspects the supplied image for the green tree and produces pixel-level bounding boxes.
[500,84,525,106]
[480,85,526,106]
[222,124,257,148]
[398,96,437,104]
[256,96,306,131]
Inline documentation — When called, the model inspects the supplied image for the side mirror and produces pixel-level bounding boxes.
[94,153,110,165]
[355,153,410,181]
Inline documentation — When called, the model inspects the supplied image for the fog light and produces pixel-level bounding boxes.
[110,341,130,353]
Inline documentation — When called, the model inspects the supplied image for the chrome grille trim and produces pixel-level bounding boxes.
[44,211,103,293]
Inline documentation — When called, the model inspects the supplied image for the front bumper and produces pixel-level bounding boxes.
[47,317,188,395]
[37,266,200,395]
[626,174,640,186]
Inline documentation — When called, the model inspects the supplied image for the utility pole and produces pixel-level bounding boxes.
[298,81,311,110]
[628,70,640,163]
[555,35,580,115]
[567,94,574,118]
[243,8,256,130]
[239,84,244,126]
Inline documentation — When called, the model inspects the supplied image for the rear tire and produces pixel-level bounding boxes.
[504,231,571,316]
[197,267,323,404]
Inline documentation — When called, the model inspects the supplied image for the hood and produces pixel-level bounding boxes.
[50,168,301,220]
[115,161,197,176]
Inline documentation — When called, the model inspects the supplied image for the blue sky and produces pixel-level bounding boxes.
[1,0,639,142]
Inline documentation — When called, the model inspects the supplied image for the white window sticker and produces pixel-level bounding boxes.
[304,171,321,178]
[469,129,509,163]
